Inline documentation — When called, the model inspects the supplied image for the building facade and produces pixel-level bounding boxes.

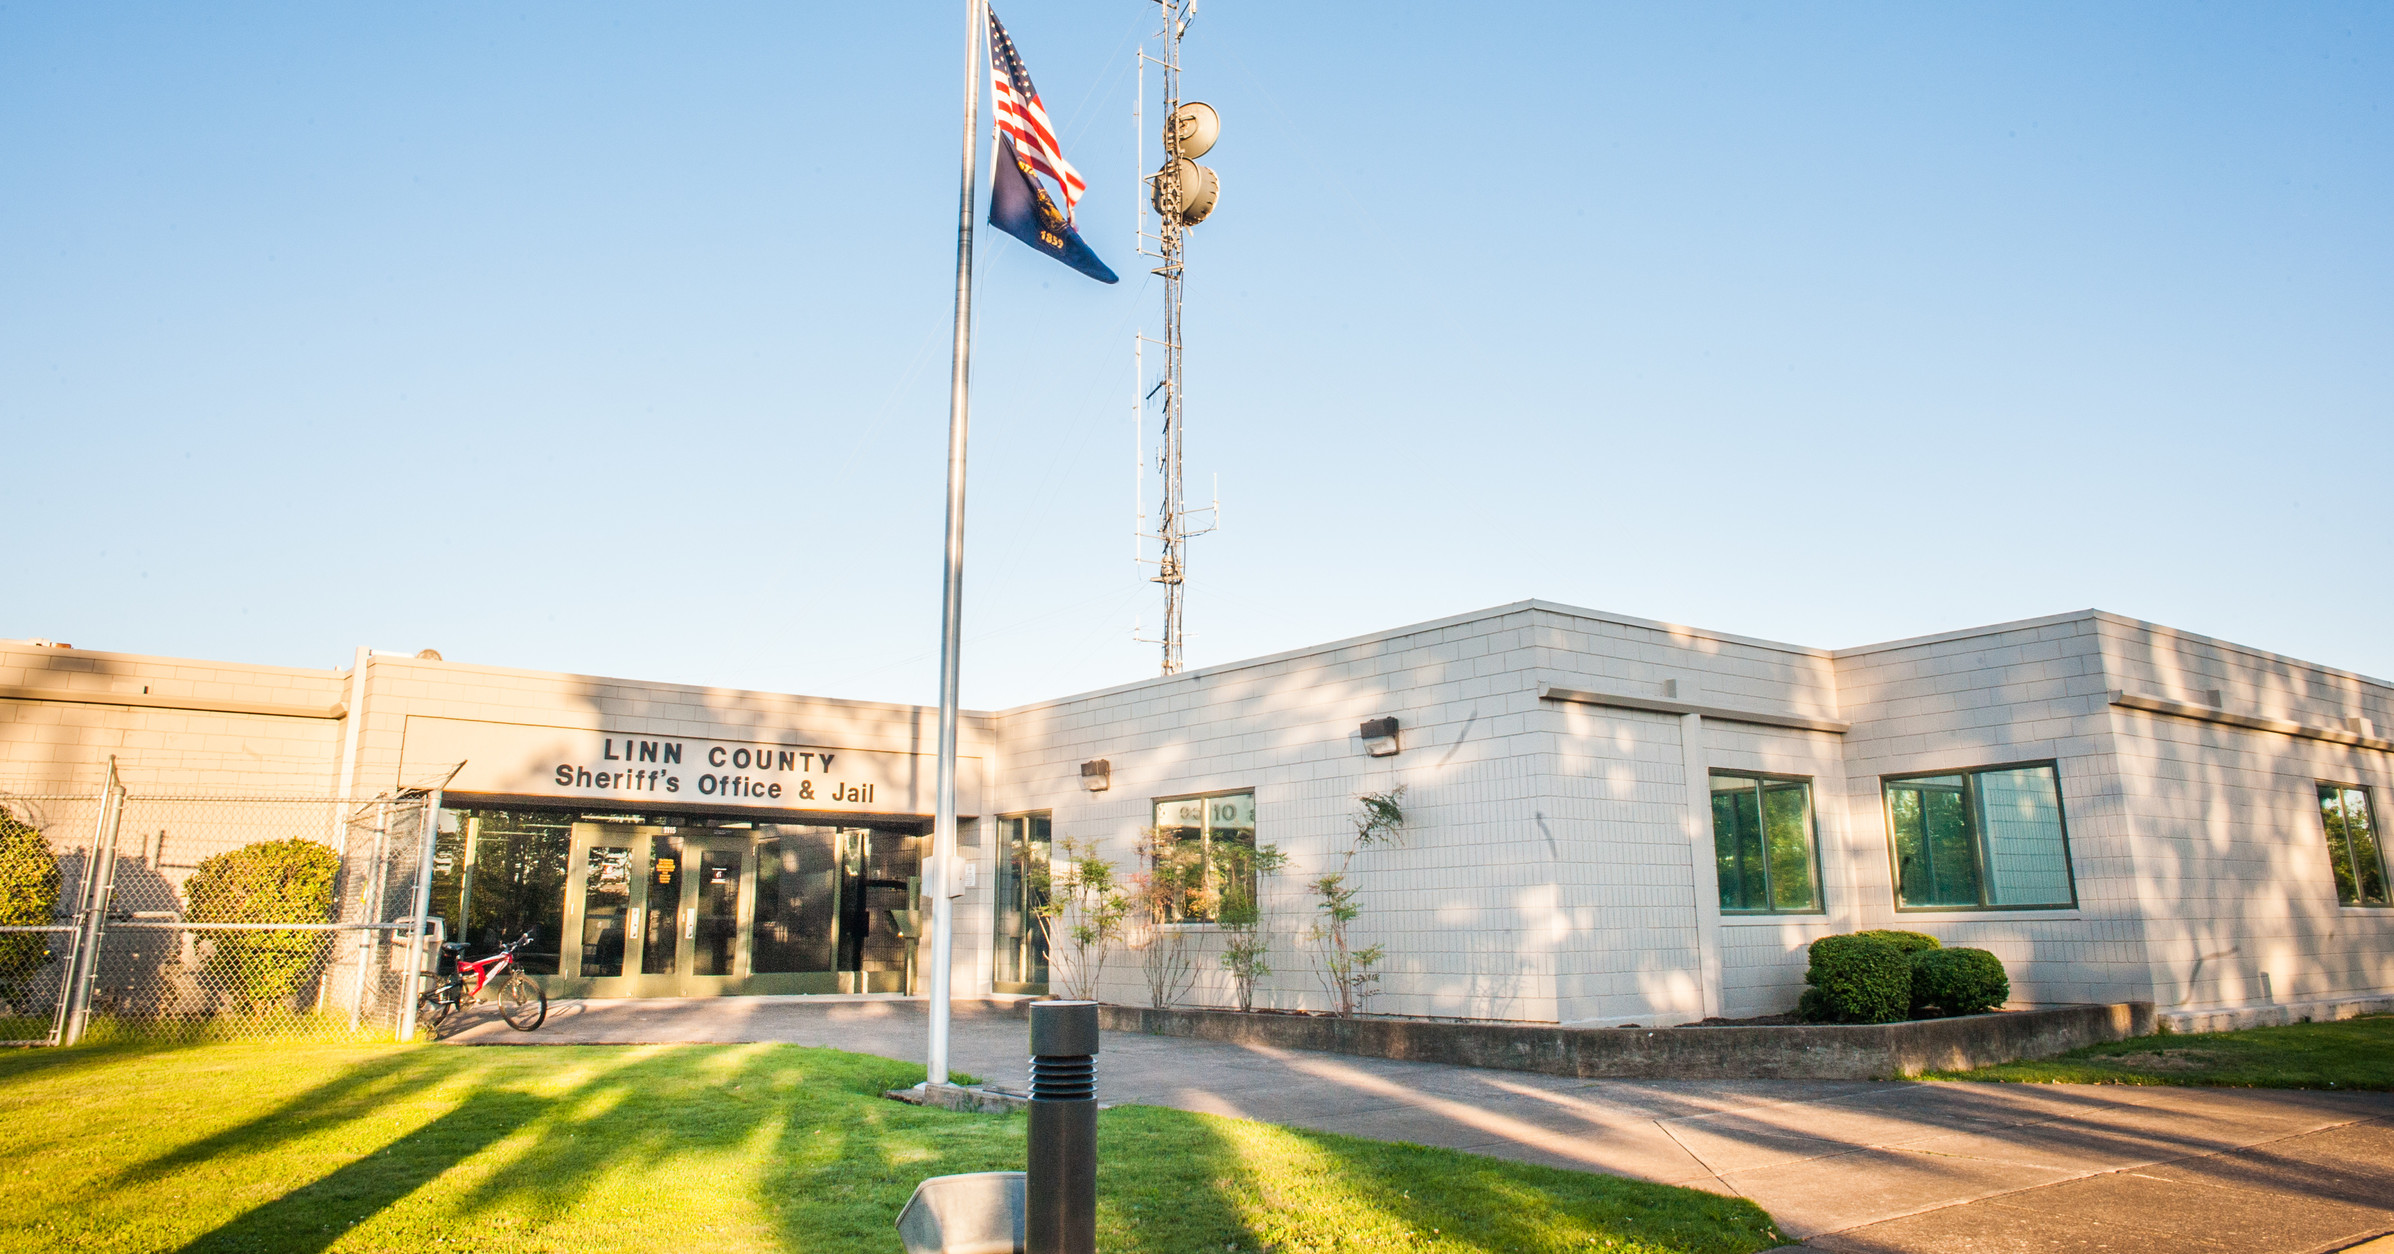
[5,600,2389,1026]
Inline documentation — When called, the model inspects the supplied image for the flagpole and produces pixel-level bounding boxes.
[927,0,986,1090]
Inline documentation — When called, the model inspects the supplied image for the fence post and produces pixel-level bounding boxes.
[350,797,393,1031]
[395,790,442,1043]
[59,759,127,1047]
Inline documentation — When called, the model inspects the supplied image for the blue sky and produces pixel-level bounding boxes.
[5,3,2388,707]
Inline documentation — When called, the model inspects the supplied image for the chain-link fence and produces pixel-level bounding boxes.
[0,772,441,1046]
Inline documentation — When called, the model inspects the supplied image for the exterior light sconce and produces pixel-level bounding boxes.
[1080,759,1112,792]
[1360,717,1401,757]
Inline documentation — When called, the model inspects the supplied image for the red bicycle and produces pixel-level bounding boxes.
[418,930,547,1033]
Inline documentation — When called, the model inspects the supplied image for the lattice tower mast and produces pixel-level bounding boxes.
[1136,0,1216,676]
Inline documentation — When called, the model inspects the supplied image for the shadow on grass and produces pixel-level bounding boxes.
[181,1091,548,1254]
[1096,1104,1784,1254]
[44,1042,1788,1254]
[0,1037,143,1085]
[132,1042,1015,1253]
[119,1048,456,1185]
[1096,1105,1269,1252]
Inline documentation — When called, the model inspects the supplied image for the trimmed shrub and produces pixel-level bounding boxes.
[1851,929,1940,956]
[1909,946,2009,1017]
[1796,933,1912,1024]
[0,809,62,1000]
[184,838,340,1007]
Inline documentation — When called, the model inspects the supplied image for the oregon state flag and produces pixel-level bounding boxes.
[989,134,1118,283]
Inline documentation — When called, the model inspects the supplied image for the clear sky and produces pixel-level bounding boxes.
[6,3,2388,708]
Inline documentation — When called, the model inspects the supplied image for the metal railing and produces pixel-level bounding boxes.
[0,762,444,1046]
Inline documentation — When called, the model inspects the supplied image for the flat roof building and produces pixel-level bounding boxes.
[6,600,2389,1028]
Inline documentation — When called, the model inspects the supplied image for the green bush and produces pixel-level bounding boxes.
[0,809,62,999]
[1909,946,2009,1017]
[183,838,341,1007]
[1851,929,1940,956]
[1796,933,1912,1024]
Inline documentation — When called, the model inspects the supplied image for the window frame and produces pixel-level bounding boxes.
[2315,781,2392,909]
[1707,770,1828,916]
[1881,759,2081,913]
[1149,788,1258,926]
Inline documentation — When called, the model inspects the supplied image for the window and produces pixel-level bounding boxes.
[1151,790,1256,923]
[993,813,1051,992]
[1709,772,1823,912]
[752,826,842,974]
[432,809,572,973]
[2317,784,2391,907]
[1884,763,2076,910]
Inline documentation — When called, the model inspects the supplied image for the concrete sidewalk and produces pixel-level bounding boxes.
[449,998,2394,1252]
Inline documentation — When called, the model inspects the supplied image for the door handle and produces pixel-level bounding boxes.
[684,906,696,940]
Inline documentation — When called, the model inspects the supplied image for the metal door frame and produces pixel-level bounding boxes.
[677,833,754,983]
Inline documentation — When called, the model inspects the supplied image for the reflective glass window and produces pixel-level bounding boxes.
[992,813,1051,991]
[448,809,572,973]
[1710,773,1822,912]
[2317,784,2391,907]
[752,826,842,973]
[580,844,631,977]
[1151,790,1256,923]
[1885,764,2075,910]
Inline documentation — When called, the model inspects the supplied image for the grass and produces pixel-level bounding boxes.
[1928,1013,2394,1090]
[0,1041,1785,1254]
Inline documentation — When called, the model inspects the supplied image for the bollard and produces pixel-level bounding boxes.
[1026,1000,1099,1254]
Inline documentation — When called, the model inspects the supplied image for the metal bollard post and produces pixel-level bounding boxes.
[1026,1000,1098,1254]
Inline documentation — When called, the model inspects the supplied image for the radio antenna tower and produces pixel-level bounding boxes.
[1135,0,1221,676]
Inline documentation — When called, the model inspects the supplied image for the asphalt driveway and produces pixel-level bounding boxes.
[448,997,2394,1252]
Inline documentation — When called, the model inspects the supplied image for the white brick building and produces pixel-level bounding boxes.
[6,599,2389,1025]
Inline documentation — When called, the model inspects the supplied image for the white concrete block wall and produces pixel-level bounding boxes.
[1700,719,1852,1018]
[1542,704,1707,1024]
[1829,614,2151,1007]
[11,601,2387,1023]
[0,643,350,795]
[2095,616,2394,1012]
[992,604,1573,1021]
[1534,609,1845,1023]
[993,602,1859,1025]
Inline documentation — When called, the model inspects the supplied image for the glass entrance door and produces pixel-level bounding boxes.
[684,837,749,978]
[554,819,919,996]
[632,832,750,983]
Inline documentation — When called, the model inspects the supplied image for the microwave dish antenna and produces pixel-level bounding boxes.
[1165,101,1219,159]
[1151,158,1219,225]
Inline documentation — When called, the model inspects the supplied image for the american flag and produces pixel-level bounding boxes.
[988,9,1087,222]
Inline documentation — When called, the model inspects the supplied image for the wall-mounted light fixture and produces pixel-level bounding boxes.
[1080,759,1112,792]
[1359,717,1401,757]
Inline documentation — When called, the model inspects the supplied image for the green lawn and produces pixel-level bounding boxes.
[1930,1013,2394,1089]
[0,1041,1784,1254]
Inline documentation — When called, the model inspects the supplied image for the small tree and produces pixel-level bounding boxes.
[1211,840,1286,1011]
[183,838,340,1008]
[1308,787,1406,1017]
[1034,836,1129,1001]
[1130,827,1207,1009]
[0,808,62,1006]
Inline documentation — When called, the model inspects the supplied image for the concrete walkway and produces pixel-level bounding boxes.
[449,998,2394,1252]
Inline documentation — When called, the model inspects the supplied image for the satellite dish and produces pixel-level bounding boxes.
[1151,158,1220,225]
[1164,101,1219,159]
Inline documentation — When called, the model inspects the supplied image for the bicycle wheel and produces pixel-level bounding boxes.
[500,972,547,1032]
[416,991,454,1034]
